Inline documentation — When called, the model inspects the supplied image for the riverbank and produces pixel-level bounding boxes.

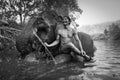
[0,58,120,80]
[0,40,120,80]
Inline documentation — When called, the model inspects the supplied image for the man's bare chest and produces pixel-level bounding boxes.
[59,29,73,38]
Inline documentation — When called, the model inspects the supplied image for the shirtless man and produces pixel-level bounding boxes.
[45,16,94,62]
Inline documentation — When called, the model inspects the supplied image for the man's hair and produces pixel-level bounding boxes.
[64,16,71,25]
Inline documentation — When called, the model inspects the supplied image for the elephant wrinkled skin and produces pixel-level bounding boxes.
[15,17,96,62]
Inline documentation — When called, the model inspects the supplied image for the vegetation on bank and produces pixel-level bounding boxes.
[78,20,120,41]
[93,23,120,40]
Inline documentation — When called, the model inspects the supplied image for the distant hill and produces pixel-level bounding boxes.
[78,20,120,35]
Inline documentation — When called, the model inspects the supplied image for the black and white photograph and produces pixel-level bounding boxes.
[0,0,120,80]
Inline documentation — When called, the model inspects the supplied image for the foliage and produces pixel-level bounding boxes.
[0,20,21,51]
[0,0,82,25]
[44,0,82,12]
[0,0,44,25]
[108,23,120,40]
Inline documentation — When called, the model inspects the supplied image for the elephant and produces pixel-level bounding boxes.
[38,21,96,62]
[15,14,96,63]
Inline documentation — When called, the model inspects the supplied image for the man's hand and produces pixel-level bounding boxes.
[44,42,49,47]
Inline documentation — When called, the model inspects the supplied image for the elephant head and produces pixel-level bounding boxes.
[15,15,60,59]
[15,17,51,59]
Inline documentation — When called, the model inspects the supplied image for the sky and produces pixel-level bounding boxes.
[77,0,120,26]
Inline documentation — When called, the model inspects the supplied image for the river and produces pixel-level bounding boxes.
[0,40,120,80]
[82,40,120,80]
[91,40,120,74]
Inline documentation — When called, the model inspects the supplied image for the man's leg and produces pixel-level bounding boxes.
[61,42,90,60]
[68,42,96,62]
[61,42,95,62]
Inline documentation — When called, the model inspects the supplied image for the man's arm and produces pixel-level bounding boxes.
[74,32,86,55]
[45,34,60,47]
[73,30,84,51]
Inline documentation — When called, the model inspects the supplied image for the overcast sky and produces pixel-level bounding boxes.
[77,0,120,26]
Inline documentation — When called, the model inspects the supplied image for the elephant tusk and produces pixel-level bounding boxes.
[33,30,58,64]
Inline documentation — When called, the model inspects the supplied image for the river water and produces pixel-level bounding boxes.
[0,40,120,80]
[82,40,120,80]
[90,40,120,73]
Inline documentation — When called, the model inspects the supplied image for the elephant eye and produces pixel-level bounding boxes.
[37,22,40,24]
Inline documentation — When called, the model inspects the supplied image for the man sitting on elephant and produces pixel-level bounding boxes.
[44,16,95,62]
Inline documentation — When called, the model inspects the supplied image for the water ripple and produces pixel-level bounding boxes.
[84,40,120,74]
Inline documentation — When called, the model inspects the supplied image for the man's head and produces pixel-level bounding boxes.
[63,16,71,25]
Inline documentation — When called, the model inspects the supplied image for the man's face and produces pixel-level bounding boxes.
[63,17,70,25]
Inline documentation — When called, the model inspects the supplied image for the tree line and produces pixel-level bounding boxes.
[0,0,82,26]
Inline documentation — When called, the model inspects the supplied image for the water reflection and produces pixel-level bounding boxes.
[83,40,120,75]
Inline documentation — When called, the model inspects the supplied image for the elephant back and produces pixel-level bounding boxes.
[72,32,95,57]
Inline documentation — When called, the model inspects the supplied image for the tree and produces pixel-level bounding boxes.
[0,0,45,25]
[44,0,82,12]
[0,0,82,25]
[108,23,120,40]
